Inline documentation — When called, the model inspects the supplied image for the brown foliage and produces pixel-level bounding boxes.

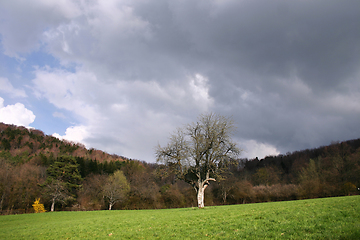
[77,174,107,210]
[0,159,45,212]
[1,122,360,214]
[160,184,186,208]
[252,184,298,202]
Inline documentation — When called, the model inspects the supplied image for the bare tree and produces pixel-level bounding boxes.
[156,113,240,208]
[45,179,73,212]
[103,170,130,210]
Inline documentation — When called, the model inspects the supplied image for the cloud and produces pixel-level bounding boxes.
[1,0,360,161]
[0,0,81,58]
[0,97,35,127]
[53,125,89,145]
[240,139,280,160]
[52,112,66,119]
[31,66,212,160]
[32,68,96,115]
[189,74,214,111]
[0,77,27,97]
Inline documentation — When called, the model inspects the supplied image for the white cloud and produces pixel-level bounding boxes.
[53,125,90,145]
[31,67,207,161]
[32,68,97,117]
[240,139,280,159]
[0,77,27,97]
[0,97,35,127]
[189,74,214,111]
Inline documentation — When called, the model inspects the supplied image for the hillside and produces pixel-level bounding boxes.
[0,122,359,214]
[0,122,128,163]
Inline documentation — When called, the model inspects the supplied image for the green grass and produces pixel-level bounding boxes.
[0,196,359,239]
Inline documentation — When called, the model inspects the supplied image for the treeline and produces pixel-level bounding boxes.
[0,123,359,214]
[216,139,360,205]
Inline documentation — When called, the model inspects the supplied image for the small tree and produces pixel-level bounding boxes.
[156,113,240,208]
[32,198,46,213]
[44,179,73,212]
[103,170,130,210]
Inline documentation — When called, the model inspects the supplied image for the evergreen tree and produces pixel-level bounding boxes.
[43,155,82,211]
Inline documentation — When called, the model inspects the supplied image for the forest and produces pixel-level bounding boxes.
[0,122,359,214]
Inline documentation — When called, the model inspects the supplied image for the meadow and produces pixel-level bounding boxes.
[0,196,359,239]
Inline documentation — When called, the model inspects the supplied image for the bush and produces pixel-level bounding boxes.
[32,198,46,213]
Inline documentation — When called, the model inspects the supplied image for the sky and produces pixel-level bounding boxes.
[0,0,360,162]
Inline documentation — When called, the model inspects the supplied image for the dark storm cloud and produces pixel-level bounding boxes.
[159,0,360,88]
[138,0,360,154]
[1,0,360,160]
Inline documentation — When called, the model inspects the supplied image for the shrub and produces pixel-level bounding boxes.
[32,198,46,213]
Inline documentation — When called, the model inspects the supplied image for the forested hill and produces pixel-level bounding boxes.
[0,122,127,163]
[243,138,360,174]
[2,121,360,168]
[0,122,359,214]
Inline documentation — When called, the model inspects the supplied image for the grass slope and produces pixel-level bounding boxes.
[0,196,359,239]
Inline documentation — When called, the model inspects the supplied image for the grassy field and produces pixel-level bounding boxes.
[0,196,359,239]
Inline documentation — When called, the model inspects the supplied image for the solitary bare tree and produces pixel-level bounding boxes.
[156,113,240,208]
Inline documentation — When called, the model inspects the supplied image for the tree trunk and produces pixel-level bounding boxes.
[109,203,113,210]
[51,199,55,212]
[197,186,205,208]
[223,190,227,204]
[196,176,216,208]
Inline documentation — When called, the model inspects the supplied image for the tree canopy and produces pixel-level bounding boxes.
[156,113,240,208]
[43,155,82,211]
[102,170,130,210]
[1,122,359,213]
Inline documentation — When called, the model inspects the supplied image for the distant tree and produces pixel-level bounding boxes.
[128,173,160,209]
[78,174,107,210]
[252,166,281,186]
[160,183,186,208]
[229,180,254,204]
[213,175,237,204]
[156,113,240,208]
[102,170,130,210]
[298,158,323,198]
[43,155,82,211]
[13,163,44,211]
[1,138,11,150]
[119,160,162,209]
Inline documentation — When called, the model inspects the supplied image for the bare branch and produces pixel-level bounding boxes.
[155,113,241,208]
